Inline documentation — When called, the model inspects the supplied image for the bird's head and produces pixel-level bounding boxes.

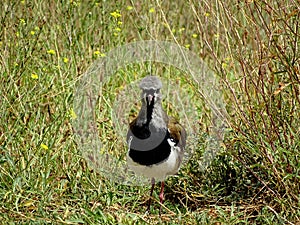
[139,75,162,106]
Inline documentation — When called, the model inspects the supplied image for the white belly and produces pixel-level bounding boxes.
[127,148,179,181]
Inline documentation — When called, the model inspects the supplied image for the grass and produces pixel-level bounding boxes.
[1,0,299,224]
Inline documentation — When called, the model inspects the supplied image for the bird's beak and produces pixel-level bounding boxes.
[147,94,153,105]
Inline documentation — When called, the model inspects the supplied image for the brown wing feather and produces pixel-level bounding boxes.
[168,117,186,149]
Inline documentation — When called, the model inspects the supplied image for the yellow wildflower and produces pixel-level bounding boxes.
[222,63,228,69]
[185,44,190,49]
[192,33,198,38]
[94,51,106,57]
[31,73,39,79]
[127,6,133,10]
[70,0,78,6]
[115,27,121,32]
[117,21,123,25]
[179,27,185,33]
[69,108,77,119]
[100,147,105,154]
[63,57,69,63]
[30,31,35,35]
[149,7,155,13]
[110,11,121,18]
[224,57,231,62]
[41,143,49,150]
[94,50,100,56]
[20,18,26,25]
[204,12,210,17]
[214,33,220,39]
[47,49,55,55]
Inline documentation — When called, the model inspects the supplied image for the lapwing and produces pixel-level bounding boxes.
[127,75,186,212]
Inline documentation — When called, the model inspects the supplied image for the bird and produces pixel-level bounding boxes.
[126,75,186,212]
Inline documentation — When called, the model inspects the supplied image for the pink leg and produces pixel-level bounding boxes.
[159,181,165,214]
[147,178,155,211]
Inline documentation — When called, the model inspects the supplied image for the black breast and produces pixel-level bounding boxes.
[128,127,172,166]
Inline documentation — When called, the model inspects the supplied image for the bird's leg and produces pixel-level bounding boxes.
[147,177,155,211]
[159,181,165,214]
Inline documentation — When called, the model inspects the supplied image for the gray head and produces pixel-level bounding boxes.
[139,75,162,90]
[139,76,162,105]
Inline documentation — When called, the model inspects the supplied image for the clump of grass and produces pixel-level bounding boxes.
[184,0,300,222]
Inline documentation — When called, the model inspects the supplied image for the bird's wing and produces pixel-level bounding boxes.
[168,117,187,150]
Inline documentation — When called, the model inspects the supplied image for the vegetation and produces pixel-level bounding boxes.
[1,0,299,224]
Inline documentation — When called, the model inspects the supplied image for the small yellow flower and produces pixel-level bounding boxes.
[117,21,123,25]
[192,33,198,38]
[34,26,40,31]
[69,108,77,119]
[214,33,220,39]
[162,22,168,27]
[179,27,185,33]
[115,27,121,32]
[126,6,133,10]
[20,18,26,25]
[47,49,55,55]
[204,12,210,17]
[63,57,69,63]
[113,32,119,36]
[70,0,78,6]
[16,32,20,37]
[94,50,100,56]
[149,7,155,13]
[41,143,49,150]
[14,63,19,67]
[30,31,35,35]
[94,50,106,57]
[21,0,25,4]
[100,147,105,154]
[221,63,228,69]
[224,56,231,62]
[31,73,39,79]
[110,11,121,18]
[185,44,190,49]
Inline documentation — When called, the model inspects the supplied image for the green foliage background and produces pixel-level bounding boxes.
[1,0,299,224]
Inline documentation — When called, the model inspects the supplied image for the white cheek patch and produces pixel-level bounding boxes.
[167,138,176,147]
